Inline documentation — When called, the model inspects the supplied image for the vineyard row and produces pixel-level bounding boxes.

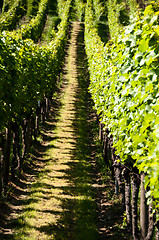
[85,0,159,239]
[0,0,72,195]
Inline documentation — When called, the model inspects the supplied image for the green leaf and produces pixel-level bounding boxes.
[139,39,149,52]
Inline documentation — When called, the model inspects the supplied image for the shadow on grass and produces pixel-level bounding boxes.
[33,23,99,240]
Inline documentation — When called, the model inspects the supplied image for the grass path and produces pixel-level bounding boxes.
[0,21,130,240]
[4,22,99,240]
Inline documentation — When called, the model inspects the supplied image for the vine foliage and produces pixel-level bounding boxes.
[85,0,159,215]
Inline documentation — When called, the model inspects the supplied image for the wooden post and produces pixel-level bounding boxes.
[140,172,148,239]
